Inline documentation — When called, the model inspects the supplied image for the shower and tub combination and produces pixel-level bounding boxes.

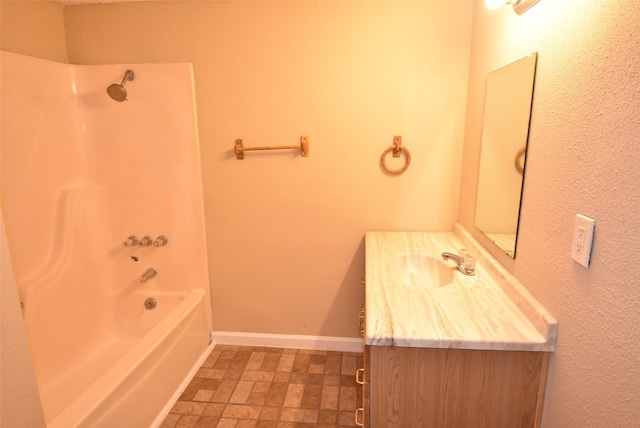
[1,51,213,427]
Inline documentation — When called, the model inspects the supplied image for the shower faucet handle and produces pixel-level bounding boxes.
[123,235,138,247]
[138,236,153,247]
[153,235,168,247]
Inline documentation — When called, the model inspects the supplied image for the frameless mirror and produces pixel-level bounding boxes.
[475,52,538,258]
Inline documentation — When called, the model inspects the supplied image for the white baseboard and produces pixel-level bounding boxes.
[211,331,363,353]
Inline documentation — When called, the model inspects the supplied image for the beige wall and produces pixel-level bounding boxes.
[0,0,68,62]
[63,1,474,337]
[460,1,640,426]
[9,0,638,425]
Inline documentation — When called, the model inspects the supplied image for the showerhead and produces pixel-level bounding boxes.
[107,70,135,102]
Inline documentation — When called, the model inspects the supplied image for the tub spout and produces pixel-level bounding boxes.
[140,268,157,283]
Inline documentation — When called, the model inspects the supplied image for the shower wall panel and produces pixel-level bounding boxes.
[1,51,212,422]
[2,51,210,310]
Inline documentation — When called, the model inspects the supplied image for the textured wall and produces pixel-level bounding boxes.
[459,1,640,426]
[1,220,46,427]
[62,1,474,337]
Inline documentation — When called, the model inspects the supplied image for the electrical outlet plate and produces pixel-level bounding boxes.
[571,214,595,268]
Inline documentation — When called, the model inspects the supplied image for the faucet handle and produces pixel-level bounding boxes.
[123,235,138,247]
[463,254,476,271]
[138,236,153,246]
[153,235,168,247]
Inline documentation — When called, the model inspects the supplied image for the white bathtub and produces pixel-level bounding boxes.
[33,289,210,428]
[2,53,213,427]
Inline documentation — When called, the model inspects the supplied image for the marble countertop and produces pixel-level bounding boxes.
[365,224,557,352]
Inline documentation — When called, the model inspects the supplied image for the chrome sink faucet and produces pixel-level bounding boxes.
[140,268,157,283]
[442,250,476,276]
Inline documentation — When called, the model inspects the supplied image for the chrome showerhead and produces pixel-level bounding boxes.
[107,69,135,102]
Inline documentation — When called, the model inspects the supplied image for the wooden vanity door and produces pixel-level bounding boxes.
[368,346,549,428]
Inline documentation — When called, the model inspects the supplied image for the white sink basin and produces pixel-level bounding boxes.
[384,254,454,288]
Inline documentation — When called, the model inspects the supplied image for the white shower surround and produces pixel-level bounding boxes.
[0,50,212,426]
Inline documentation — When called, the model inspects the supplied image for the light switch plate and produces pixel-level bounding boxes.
[571,214,595,268]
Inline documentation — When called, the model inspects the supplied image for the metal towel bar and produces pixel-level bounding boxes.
[235,136,309,159]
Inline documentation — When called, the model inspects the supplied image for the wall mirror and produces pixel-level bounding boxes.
[475,52,538,258]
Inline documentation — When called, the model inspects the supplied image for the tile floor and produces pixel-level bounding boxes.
[159,344,364,428]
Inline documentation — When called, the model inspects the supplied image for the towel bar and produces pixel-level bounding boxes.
[235,136,309,159]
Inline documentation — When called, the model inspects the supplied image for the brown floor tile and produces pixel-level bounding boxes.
[246,352,266,370]
[176,414,201,427]
[162,345,363,428]
[211,379,239,402]
[180,377,204,400]
[253,381,271,393]
[213,359,232,369]
[224,369,244,380]
[259,406,280,421]
[324,355,342,375]
[195,416,219,427]
[338,410,356,426]
[341,355,357,375]
[223,403,262,419]
[283,383,305,407]
[261,352,281,370]
[197,368,227,379]
[193,389,215,402]
[246,391,268,405]
[320,385,339,410]
[201,378,222,390]
[318,409,338,424]
[229,380,255,404]
[340,374,356,387]
[171,401,207,416]
[202,403,225,417]
[323,374,341,386]
[229,350,253,369]
[309,354,326,364]
[255,421,278,428]
[290,372,324,385]
[216,418,239,427]
[220,350,238,359]
[300,384,322,409]
[279,408,318,423]
[308,363,325,374]
[265,382,288,407]
[201,350,222,368]
[276,353,295,372]
[273,372,290,383]
[291,354,311,373]
[159,413,181,428]
[338,386,357,411]
[242,370,276,382]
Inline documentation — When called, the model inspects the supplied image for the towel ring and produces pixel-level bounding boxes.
[515,146,526,174]
[381,136,411,174]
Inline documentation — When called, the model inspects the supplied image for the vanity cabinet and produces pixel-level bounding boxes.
[361,229,557,428]
[366,344,549,427]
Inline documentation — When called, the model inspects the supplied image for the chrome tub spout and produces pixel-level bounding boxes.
[140,268,157,283]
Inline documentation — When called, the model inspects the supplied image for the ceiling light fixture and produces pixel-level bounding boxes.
[485,0,541,15]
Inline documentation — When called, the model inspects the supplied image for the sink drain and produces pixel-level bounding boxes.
[144,297,157,310]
